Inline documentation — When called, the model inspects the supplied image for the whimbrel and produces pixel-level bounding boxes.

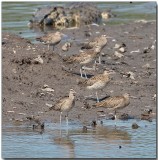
[95,93,130,119]
[49,89,76,126]
[36,31,64,51]
[78,70,115,102]
[81,35,108,49]
[63,46,102,78]
[81,35,112,64]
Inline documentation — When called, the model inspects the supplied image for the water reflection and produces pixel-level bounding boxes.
[53,136,75,158]
[48,123,131,158]
[68,124,131,144]
[2,119,156,158]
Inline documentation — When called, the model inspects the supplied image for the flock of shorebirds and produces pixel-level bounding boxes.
[36,31,130,126]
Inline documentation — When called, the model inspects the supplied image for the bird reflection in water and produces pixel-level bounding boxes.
[52,129,75,158]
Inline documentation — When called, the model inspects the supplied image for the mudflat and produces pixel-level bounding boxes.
[2,21,156,126]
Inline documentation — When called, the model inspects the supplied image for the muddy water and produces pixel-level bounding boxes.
[2,119,156,158]
[2,2,156,42]
[2,2,156,158]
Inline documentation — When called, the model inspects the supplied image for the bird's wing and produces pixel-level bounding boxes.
[96,96,124,108]
[86,74,109,86]
[64,51,92,63]
[50,35,61,44]
[50,96,68,111]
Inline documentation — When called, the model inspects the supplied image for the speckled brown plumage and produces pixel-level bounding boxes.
[78,70,114,102]
[49,89,76,125]
[95,93,130,110]
[81,35,108,49]
[36,32,63,51]
[63,46,102,78]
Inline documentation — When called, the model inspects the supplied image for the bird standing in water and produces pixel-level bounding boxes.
[49,89,76,126]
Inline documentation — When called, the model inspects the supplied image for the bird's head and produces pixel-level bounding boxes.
[123,93,130,98]
[94,46,102,53]
[69,89,76,97]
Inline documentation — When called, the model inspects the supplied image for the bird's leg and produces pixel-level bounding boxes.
[80,67,83,78]
[65,113,68,126]
[98,55,101,64]
[93,63,97,71]
[65,113,69,136]
[52,45,54,52]
[96,91,99,102]
[114,110,117,127]
[60,112,62,126]
[83,69,88,79]
[114,110,117,120]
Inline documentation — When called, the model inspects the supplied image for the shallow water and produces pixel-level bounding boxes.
[2,2,157,158]
[2,2,156,42]
[2,119,156,158]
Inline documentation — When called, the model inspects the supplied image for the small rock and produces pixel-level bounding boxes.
[135,20,148,23]
[132,123,139,129]
[119,113,129,120]
[83,101,91,109]
[119,47,126,53]
[45,103,53,107]
[82,126,87,133]
[84,31,92,37]
[151,45,155,50]
[107,113,115,120]
[91,120,97,127]
[143,47,151,53]
[119,146,122,149]
[13,49,16,54]
[41,87,54,92]
[114,43,121,49]
[96,31,100,34]
[33,55,43,64]
[101,52,106,56]
[141,109,152,121]
[114,51,124,58]
[101,12,111,19]
[62,42,71,51]
[12,69,17,74]
[41,85,54,92]
[7,111,14,113]
[43,84,49,88]
[130,49,140,54]
[126,71,135,80]
[2,41,6,45]
[18,113,26,115]
[142,63,151,69]
[100,121,103,125]
[152,94,156,100]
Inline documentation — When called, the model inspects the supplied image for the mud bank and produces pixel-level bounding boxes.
[2,21,156,126]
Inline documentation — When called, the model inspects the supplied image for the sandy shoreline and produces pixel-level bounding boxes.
[2,21,156,126]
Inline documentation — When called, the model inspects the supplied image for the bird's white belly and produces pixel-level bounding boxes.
[81,57,93,64]
[87,81,106,90]
[61,101,74,112]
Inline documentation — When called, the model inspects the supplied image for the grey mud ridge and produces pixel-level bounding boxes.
[2,21,156,127]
